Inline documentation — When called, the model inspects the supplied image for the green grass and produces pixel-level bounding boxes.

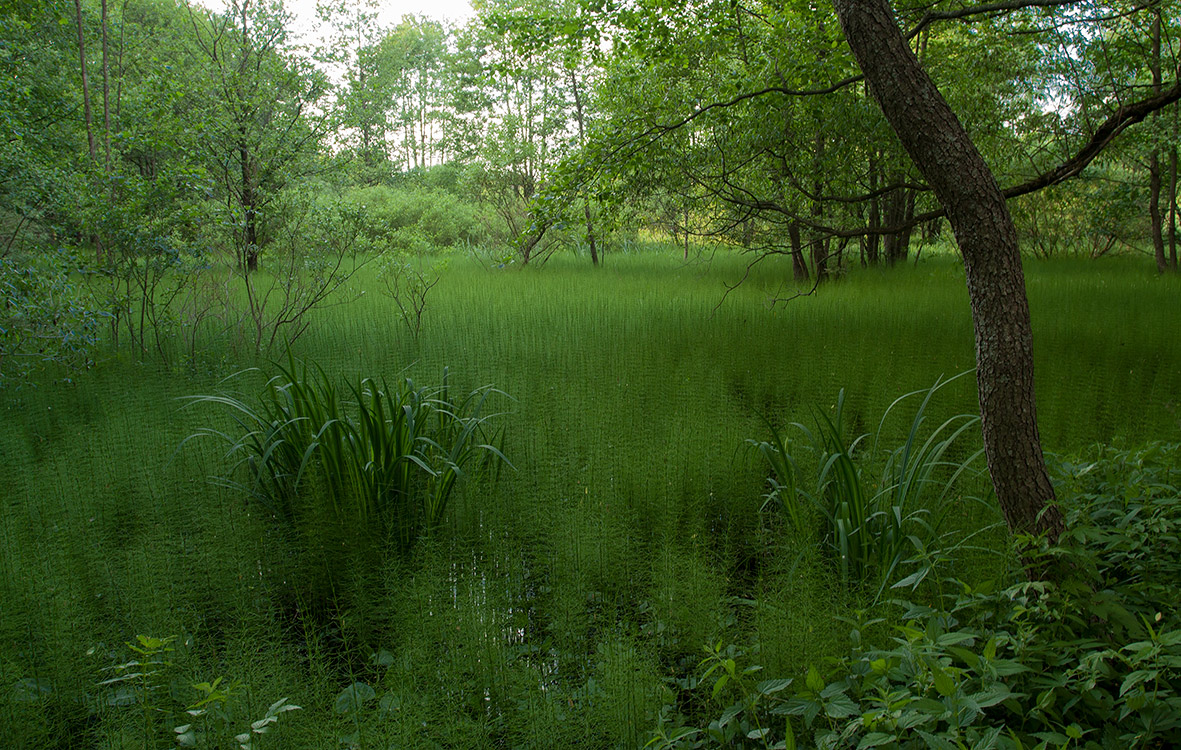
[0,249,1178,747]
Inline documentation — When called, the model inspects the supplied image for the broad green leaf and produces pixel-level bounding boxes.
[334,681,376,714]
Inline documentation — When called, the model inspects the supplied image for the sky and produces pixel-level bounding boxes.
[194,0,476,47]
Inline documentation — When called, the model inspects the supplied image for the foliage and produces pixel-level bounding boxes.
[96,634,177,743]
[0,249,103,384]
[653,442,1181,749]
[341,183,491,251]
[752,374,989,595]
[229,200,373,355]
[184,358,511,558]
[1,256,1178,748]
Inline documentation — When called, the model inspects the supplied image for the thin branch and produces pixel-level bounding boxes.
[905,0,1085,40]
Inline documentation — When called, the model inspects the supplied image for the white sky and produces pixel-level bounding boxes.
[194,0,476,47]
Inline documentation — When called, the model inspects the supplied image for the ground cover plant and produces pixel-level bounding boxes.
[0,250,1178,748]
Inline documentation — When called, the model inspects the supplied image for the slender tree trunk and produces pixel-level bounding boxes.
[570,71,599,266]
[73,0,103,264]
[866,153,881,265]
[101,0,112,174]
[240,142,259,272]
[788,221,809,281]
[1151,152,1165,271]
[811,132,829,280]
[1150,10,1167,273]
[833,0,1063,545]
[73,0,97,164]
[1170,103,1178,270]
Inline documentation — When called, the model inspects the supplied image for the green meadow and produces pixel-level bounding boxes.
[1,250,1179,748]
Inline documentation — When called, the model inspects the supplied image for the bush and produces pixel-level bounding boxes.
[651,442,1181,749]
[342,185,491,252]
[0,248,103,384]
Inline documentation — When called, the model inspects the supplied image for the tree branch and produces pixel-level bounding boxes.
[905,0,1085,40]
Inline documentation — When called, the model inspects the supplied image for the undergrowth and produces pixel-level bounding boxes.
[1,254,1178,748]
[650,442,1181,750]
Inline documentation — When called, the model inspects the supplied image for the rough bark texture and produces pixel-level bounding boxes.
[832,0,1064,542]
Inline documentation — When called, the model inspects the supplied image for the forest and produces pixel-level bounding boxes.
[1,0,1180,747]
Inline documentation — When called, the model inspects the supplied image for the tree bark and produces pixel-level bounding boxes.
[866,153,881,266]
[570,71,599,266]
[1150,10,1167,274]
[811,132,830,280]
[101,0,112,174]
[789,221,809,281]
[1170,102,1178,270]
[832,0,1064,544]
[73,0,104,264]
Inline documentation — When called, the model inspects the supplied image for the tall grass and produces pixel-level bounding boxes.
[0,250,1177,747]
[752,373,990,595]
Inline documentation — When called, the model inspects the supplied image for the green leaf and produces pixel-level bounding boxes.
[950,647,980,670]
[757,678,793,695]
[174,724,197,747]
[930,664,956,698]
[334,681,376,714]
[915,729,957,750]
[712,673,730,701]
[719,702,744,727]
[806,665,824,694]
[824,694,859,718]
[857,732,896,749]
[1119,669,1156,697]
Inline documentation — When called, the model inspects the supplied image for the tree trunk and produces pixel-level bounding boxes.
[1150,10,1167,274]
[1151,152,1166,272]
[101,0,112,174]
[866,153,881,266]
[811,132,830,281]
[1170,102,1178,270]
[789,221,809,281]
[832,0,1063,545]
[570,71,599,266]
[240,142,259,272]
[73,0,103,264]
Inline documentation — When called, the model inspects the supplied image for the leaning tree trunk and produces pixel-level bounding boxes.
[832,0,1064,544]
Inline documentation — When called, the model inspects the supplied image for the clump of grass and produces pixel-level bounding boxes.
[753,373,992,597]
[183,358,511,558]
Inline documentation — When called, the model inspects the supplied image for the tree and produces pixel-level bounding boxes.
[315,0,387,181]
[468,0,580,262]
[187,0,330,272]
[832,0,1062,541]
[549,0,1181,549]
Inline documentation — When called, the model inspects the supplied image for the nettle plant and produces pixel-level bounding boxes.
[174,678,301,750]
[92,636,301,749]
[651,442,1181,750]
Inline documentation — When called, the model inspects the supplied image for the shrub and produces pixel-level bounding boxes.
[651,442,1181,749]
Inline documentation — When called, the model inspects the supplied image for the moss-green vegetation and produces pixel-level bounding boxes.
[1,251,1178,747]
